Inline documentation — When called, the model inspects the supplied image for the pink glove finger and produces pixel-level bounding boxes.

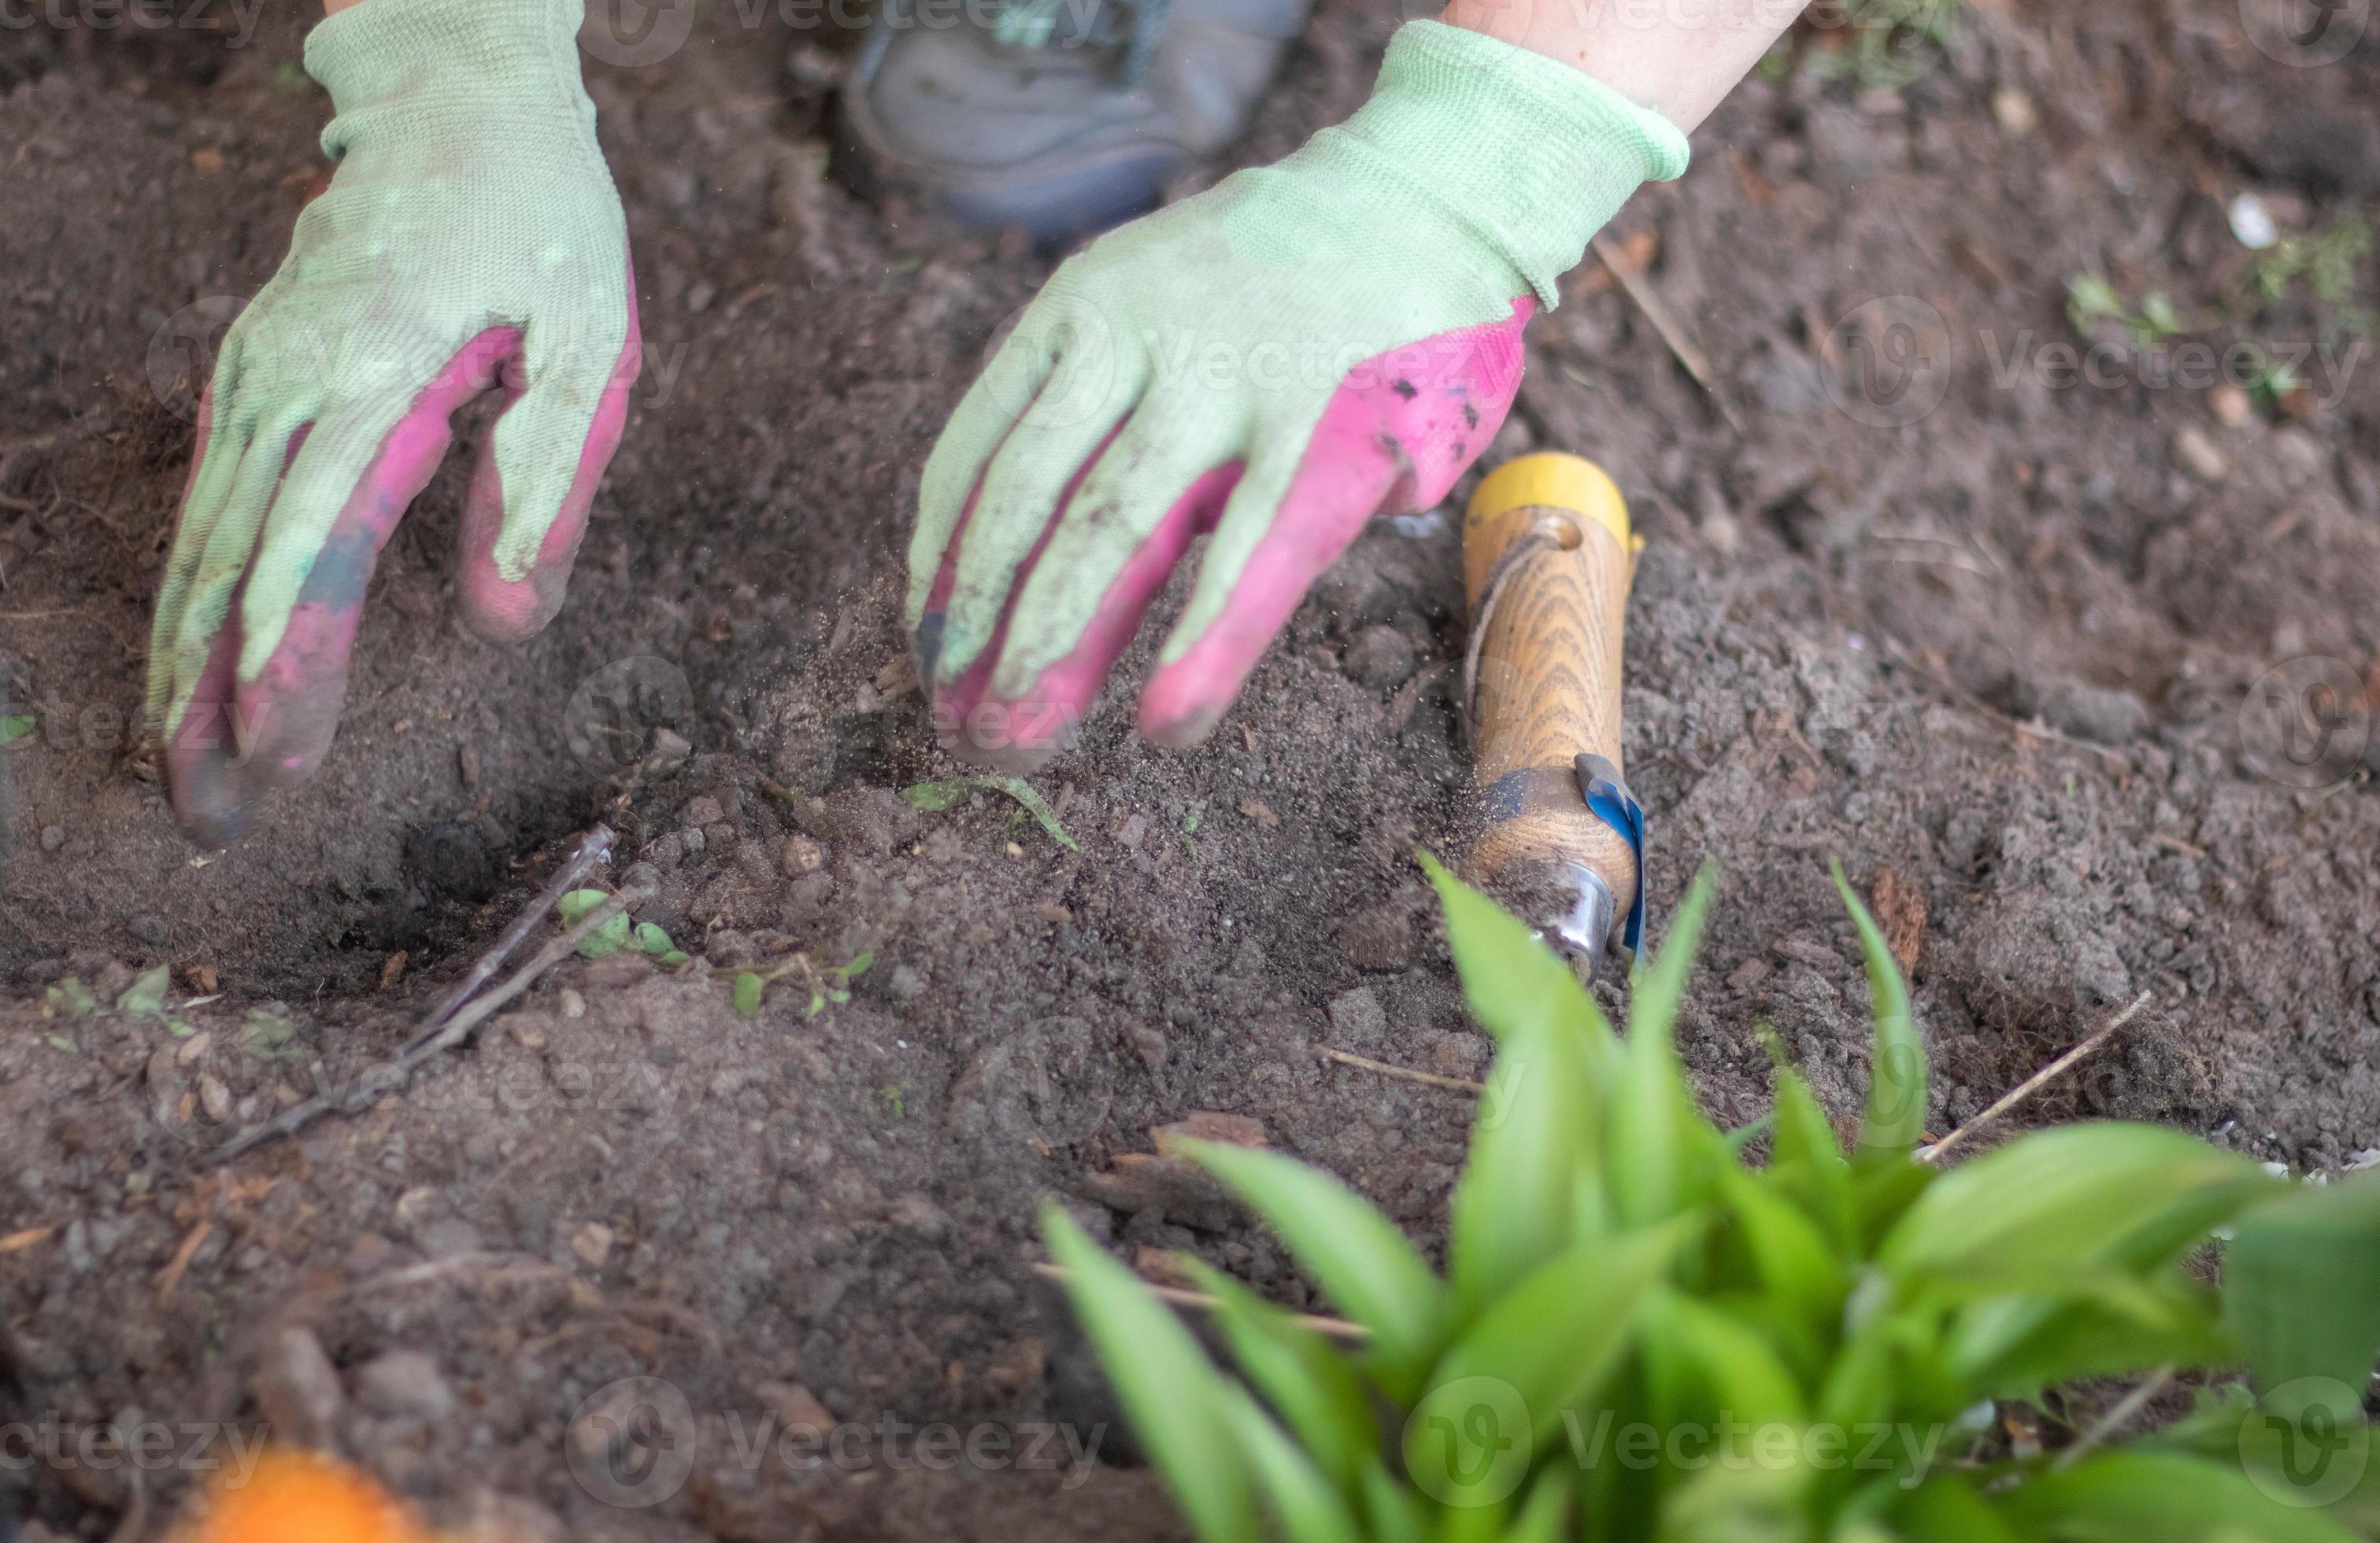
[165,422,313,846]
[932,463,1242,772]
[1138,300,1533,746]
[457,276,642,641]
[163,331,527,845]
[165,625,258,849]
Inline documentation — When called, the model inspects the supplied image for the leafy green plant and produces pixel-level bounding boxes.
[901,774,1077,850]
[2066,275,2194,348]
[2248,216,2371,308]
[2243,214,2374,341]
[558,888,635,958]
[727,948,872,1020]
[1048,859,2380,1541]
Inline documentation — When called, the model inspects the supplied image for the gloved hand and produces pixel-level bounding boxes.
[147,0,639,847]
[910,20,1686,768]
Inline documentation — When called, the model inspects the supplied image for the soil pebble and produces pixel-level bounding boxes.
[352,1350,457,1423]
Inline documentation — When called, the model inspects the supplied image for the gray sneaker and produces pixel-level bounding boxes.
[836,0,1311,244]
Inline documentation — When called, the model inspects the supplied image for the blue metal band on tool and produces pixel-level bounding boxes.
[1577,753,1646,958]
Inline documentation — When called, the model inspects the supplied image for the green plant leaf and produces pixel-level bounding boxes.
[1186,1260,1377,1489]
[1505,1473,1572,1543]
[1718,1165,1849,1323]
[116,964,171,1017]
[1360,1461,1429,1543]
[1853,1157,1938,1253]
[0,713,34,746]
[557,888,632,958]
[44,977,94,1019]
[1446,970,1602,1312]
[901,775,1077,849]
[1418,1226,1679,1471]
[1219,1382,1364,1543]
[1643,1290,1807,1428]
[1948,1282,2232,1393]
[732,971,764,1017]
[1609,868,1719,1227]
[1418,852,1616,1074]
[1183,1138,1449,1391]
[1624,865,1716,1052]
[900,779,972,812]
[1830,862,1927,1160]
[240,1008,298,1060]
[2145,1389,2380,1534]
[1767,1061,1856,1253]
[1044,1205,1257,1543]
[1890,1475,2031,1542]
[2225,1173,2380,1424]
[1427,849,1623,1307]
[1997,1451,2361,1542]
[1879,1123,2275,1278]
[632,921,675,955]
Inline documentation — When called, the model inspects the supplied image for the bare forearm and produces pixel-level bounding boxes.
[1441,0,1800,131]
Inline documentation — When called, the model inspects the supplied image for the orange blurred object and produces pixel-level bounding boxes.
[172,1450,442,1543]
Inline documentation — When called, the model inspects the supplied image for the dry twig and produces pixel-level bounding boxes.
[1924,991,2152,1164]
[1031,1262,1367,1343]
[206,828,627,1165]
[1318,1046,1483,1094]
[1593,231,1742,431]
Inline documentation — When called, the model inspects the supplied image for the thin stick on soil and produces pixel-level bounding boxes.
[1318,1046,1484,1095]
[2052,1365,2175,1471]
[1878,635,2130,766]
[1923,990,2152,1164]
[1592,231,1742,431]
[205,839,635,1167]
[421,823,615,1033]
[1031,1263,1368,1343]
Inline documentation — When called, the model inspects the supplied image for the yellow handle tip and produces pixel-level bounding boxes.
[1465,453,1632,552]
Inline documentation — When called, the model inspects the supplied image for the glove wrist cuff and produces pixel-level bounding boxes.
[1337,20,1691,308]
[306,0,592,130]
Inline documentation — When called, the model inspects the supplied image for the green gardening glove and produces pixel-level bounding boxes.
[910,20,1687,766]
[148,0,639,847]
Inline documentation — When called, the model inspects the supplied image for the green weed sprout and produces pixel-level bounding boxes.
[1046,860,2380,1541]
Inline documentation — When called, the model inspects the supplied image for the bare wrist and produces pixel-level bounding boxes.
[1438,0,1799,132]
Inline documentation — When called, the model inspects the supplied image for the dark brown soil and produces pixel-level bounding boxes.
[2,0,2377,1536]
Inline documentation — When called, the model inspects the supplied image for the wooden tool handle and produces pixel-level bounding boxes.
[1463,453,1638,904]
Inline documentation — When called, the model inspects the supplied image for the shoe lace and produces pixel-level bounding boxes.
[985,0,1172,83]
